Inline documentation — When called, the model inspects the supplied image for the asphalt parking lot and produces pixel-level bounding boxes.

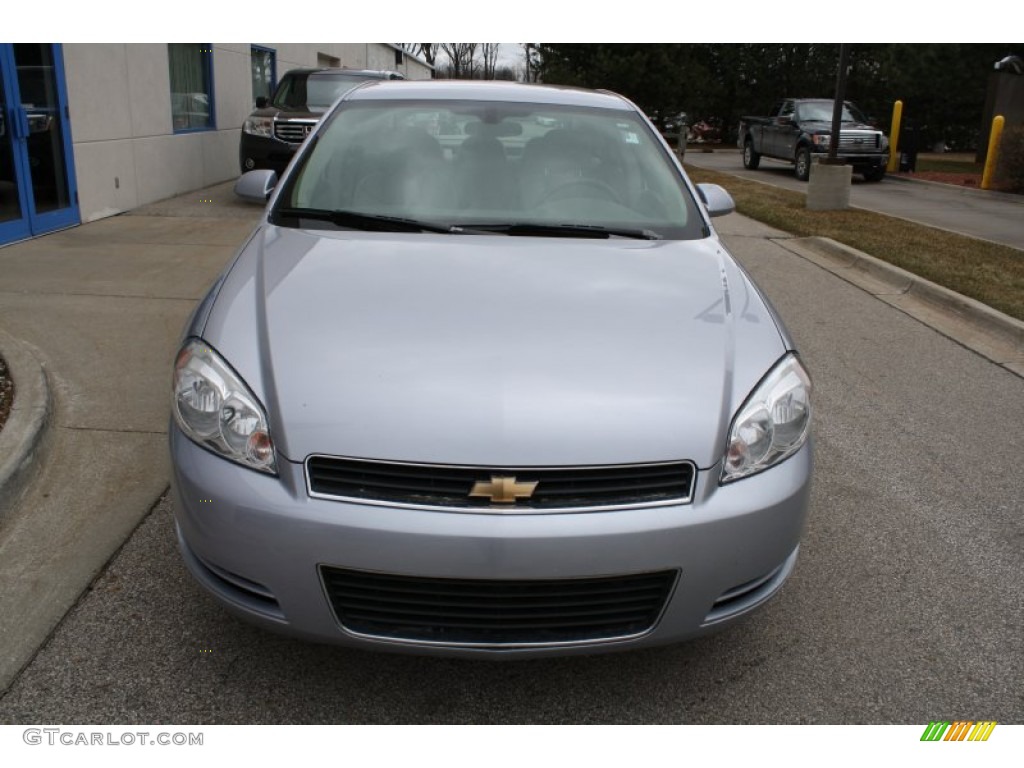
[0,197,1021,724]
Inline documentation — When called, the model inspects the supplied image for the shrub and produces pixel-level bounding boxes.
[994,124,1024,193]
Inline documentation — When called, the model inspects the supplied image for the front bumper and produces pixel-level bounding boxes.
[238,132,300,175]
[170,427,812,658]
[810,151,888,169]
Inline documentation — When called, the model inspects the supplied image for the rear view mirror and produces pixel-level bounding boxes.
[234,169,278,204]
[255,96,269,109]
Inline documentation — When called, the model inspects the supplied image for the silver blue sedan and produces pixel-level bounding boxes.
[170,80,812,657]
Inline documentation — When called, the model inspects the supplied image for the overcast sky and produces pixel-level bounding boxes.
[428,44,525,71]
[496,43,524,69]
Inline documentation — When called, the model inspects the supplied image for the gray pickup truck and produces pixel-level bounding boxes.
[738,98,889,182]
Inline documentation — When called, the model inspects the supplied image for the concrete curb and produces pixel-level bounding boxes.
[887,173,1024,205]
[777,236,1024,377]
[0,330,52,522]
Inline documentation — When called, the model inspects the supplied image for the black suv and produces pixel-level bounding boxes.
[240,68,405,175]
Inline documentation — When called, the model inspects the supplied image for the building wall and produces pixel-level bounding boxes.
[63,43,432,222]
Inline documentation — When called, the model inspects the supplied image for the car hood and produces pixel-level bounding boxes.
[203,226,790,469]
[248,107,323,120]
[800,120,878,133]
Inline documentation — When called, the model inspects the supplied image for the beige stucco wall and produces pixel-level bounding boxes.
[266,44,432,80]
[63,43,432,223]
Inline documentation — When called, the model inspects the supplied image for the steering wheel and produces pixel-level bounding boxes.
[539,178,622,205]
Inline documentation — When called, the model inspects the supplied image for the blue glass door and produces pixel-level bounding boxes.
[0,47,31,244]
[0,43,79,246]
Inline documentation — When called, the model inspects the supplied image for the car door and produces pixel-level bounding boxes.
[776,101,803,159]
[766,100,796,158]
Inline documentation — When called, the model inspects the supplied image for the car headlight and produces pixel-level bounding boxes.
[243,116,274,138]
[172,339,277,474]
[811,134,831,149]
[721,354,811,483]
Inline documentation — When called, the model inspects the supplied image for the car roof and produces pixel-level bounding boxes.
[287,68,401,78]
[345,80,635,111]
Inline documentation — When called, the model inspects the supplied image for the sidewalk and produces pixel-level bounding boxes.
[0,181,260,691]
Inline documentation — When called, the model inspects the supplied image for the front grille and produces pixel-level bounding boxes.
[838,131,880,151]
[306,456,696,511]
[274,120,316,143]
[321,567,678,645]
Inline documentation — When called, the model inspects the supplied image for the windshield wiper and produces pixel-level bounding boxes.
[455,222,662,240]
[274,207,457,234]
[273,209,662,240]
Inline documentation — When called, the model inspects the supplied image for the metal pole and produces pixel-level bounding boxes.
[886,100,903,173]
[981,115,1005,190]
[827,44,850,163]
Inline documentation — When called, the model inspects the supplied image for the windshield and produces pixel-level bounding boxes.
[796,101,868,124]
[277,99,704,240]
[272,73,381,112]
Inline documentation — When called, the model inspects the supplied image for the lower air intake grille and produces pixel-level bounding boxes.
[321,567,678,645]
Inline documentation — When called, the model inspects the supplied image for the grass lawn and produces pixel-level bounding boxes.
[685,164,1024,322]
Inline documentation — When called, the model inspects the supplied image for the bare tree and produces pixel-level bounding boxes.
[440,44,478,79]
[397,44,438,68]
[417,44,438,67]
[521,43,541,82]
[480,44,500,80]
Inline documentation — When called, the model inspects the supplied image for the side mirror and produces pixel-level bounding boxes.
[255,96,268,109]
[234,169,278,204]
[777,115,792,126]
[695,183,735,218]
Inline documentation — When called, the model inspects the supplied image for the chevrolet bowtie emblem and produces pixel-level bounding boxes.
[469,476,539,504]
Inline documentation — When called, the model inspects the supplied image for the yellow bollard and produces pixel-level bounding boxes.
[981,115,1005,190]
[886,100,903,173]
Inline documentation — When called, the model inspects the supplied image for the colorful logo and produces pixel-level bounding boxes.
[921,721,997,742]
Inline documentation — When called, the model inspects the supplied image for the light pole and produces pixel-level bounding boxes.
[826,44,851,164]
